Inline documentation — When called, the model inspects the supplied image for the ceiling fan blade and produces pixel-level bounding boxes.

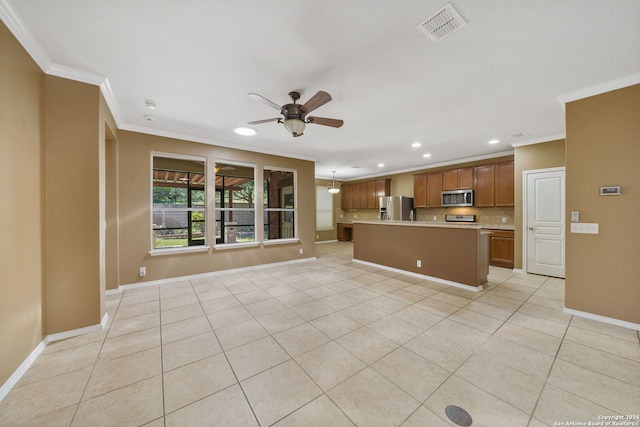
[301,91,332,114]
[247,118,281,125]
[307,116,344,128]
[248,93,282,111]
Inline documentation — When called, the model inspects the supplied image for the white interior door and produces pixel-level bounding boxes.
[525,168,565,278]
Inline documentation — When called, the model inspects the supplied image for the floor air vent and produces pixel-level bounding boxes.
[417,3,467,43]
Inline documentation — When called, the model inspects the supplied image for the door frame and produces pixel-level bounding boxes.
[521,166,565,275]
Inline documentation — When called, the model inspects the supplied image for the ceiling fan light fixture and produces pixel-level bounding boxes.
[283,118,306,136]
[327,171,341,194]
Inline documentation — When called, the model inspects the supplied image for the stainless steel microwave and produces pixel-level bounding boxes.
[441,189,474,207]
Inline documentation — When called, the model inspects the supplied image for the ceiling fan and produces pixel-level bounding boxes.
[248,90,344,137]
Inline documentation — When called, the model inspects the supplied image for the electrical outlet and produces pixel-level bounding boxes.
[299,248,304,255]
[502,217,507,223]
[433,216,437,221]
[139,267,146,277]
[416,260,422,268]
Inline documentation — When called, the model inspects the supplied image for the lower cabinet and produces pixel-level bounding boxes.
[337,223,353,241]
[487,229,514,268]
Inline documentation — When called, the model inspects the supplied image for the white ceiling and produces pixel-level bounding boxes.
[4,0,640,180]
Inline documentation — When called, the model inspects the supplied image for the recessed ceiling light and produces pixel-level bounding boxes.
[234,127,257,136]
[378,163,384,168]
[411,142,421,148]
[488,139,500,144]
[423,153,432,158]
[145,99,156,110]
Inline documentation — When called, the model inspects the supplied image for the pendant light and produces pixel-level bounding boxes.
[327,171,341,194]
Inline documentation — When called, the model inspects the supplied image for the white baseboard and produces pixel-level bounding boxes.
[0,341,46,402]
[115,257,317,293]
[315,239,339,244]
[564,307,640,331]
[352,259,483,292]
[46,313,109,343]
[511,268,525,274]
[0,313,109,402]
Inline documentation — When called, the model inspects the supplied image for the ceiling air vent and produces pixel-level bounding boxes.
[417,3,467,43]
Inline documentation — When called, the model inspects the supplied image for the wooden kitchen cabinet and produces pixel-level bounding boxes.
[337,223,353,241]
[413,173,427,208]
[488,229,514,268]
[341,184,353,209]
[341,179,390,209]
[366,181,377,209]
[376,179,391,200]
[355,182,367,208]
[443,168,473,190]
[427,172,442,207]
[495,162,514,207]
[473,164,495,207]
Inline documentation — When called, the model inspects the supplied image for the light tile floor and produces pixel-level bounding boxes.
[1,242,639,426]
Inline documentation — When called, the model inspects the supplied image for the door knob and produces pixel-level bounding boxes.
[528,226,535,230]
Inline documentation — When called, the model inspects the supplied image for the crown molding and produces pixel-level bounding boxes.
[0,0,51,70]
[334,149,515,182]
[1,0,124,127]
[510,133,566,148]
[557,72,640,107]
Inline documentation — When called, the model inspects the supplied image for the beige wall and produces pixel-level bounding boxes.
[0,21,46,386]
[116,131,316,285]
[44,76,104,333]
[565,84,640,324]
[513,139,566,269]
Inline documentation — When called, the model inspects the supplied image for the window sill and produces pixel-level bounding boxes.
[263,238,300,246]
[214,242,260,250]
[149,246,210,256]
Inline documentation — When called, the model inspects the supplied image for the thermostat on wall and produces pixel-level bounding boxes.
[599,186,620,196]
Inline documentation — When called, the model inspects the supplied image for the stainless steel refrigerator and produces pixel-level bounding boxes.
[379,196,414,221]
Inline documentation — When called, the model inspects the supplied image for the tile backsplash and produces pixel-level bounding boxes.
[340,207,514,227]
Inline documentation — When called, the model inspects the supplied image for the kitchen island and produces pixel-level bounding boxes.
[352,220,490,290]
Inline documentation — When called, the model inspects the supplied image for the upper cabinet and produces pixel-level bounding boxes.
[341,179,390,209]
[427,172,443,207]
[442,168,473,190]
[473,161,514,207]
[412,160,514,209]
[413,174,427,208]
[340,184,354,210]
[473,164,495,207]
[495,162,514,207]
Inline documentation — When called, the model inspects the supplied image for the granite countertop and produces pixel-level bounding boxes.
[480,224,515,231]
[351,220,483,230]
[346,220,515,231]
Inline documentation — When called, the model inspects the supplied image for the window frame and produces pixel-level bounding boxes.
[263,166,298,245]
[214,160,259,249]
[149,152,209,256]
[316,185,334,231]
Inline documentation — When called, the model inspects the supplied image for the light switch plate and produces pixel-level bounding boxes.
[570,223,599,234]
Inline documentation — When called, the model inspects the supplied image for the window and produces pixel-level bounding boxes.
[264,168,296,241]
[215,162,256,244]
[316,185,334,230]
[152,155,206,249]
